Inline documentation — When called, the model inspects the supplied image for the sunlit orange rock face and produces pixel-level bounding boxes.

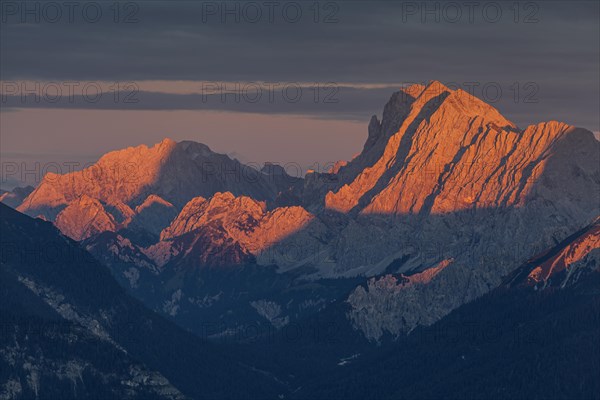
[20,138,178,219]
[525,220,600,287]
[54,194,117,241]
[160,193,266,242]
[50,193,178,241]
[14,137,301,241]
[17,138,286,221]
[149,192,317,267]
[324,81,585,215]
[10,80,599,277]
[8,79,598,340]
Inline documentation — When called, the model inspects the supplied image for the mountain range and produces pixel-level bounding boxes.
[2,80,599,399]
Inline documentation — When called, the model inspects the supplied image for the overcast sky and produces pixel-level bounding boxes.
[1,0,598,188]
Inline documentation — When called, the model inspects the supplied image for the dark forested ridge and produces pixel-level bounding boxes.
[291,272,600,400]
[0,203,284,399]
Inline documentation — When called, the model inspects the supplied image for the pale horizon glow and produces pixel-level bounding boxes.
[0,108,366,189]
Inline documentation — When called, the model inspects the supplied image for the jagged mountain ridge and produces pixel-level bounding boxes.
[90,82,599,274]
[16,139,300,240]
[17,139,296,215]
[320,81,596,217]
[8,80,600,341]
[149,191,323,269]
[15,81,599,248]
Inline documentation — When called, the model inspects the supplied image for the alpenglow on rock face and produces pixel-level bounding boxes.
[329,82,599,339]
[9,80,600,341]
[281,81,599,275]
[148,191,324,269]
[17,138,294,219]
[324,81,596,216]
[17,139,300,241]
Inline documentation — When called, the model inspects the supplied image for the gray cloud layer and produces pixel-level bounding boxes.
[1,1,599,129]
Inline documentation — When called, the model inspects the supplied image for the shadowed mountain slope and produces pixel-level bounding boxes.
[0,203,284,399]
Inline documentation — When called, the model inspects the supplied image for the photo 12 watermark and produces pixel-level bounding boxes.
[198,1,340,24]
[397,1,541,24]
[0,1,140,23]
[1,81,140,105]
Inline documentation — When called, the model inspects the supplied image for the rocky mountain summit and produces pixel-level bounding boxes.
[17,139,299,241]
[17,138,298,216]
[316,81,595,216]
[151,191,322,269]
[8,80,600,341]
